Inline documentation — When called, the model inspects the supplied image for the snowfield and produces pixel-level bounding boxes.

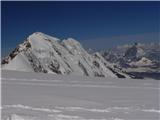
[1,70,160,120]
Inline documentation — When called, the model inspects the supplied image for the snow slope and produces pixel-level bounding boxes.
[2,32,129,78]
[129,57,154,67]
[2,70,160,120]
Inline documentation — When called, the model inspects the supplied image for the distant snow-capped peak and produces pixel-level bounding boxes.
[2,32,130,78]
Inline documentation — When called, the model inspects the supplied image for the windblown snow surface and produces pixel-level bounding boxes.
[1,70,160,120]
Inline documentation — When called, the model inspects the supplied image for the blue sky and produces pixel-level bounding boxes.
[2,1,160,56]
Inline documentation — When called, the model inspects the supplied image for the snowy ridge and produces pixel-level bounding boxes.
[1,32,129,78]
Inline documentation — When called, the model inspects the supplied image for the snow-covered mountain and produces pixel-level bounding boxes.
[1,32,130,78]
[101,43,160,79]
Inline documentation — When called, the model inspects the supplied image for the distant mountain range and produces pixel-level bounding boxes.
[1,32,131,79]
[2,32,159,80]
[101,43,160,79]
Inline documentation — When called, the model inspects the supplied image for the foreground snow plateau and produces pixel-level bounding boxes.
[1,70,160,120]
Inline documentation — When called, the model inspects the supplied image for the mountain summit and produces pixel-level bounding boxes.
[2,32,130,78]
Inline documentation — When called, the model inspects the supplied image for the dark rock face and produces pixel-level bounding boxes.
[78,61,89,76]
[49,60,61,74]
[93,61,100,68]
[107,67,126,78]
[124,45,137,61]
[1,40,31,64]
